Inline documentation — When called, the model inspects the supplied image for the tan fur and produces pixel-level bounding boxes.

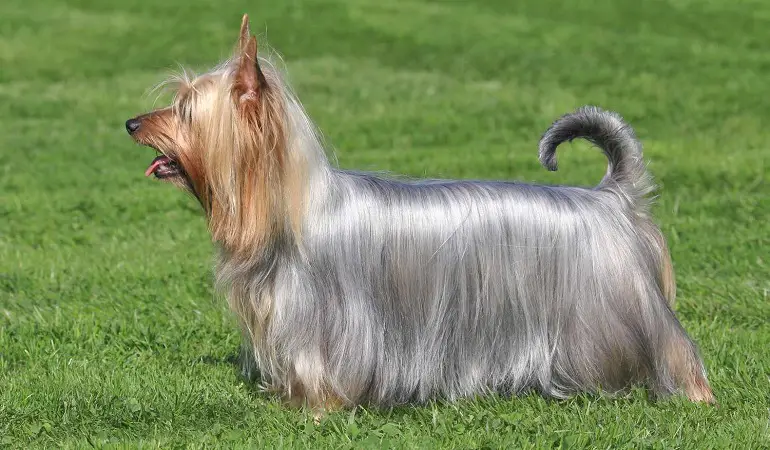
[286,381,347,416]
[658,243,677,305]
[128,17,304,259]
[639,220,677,306]
[665,336,715,404]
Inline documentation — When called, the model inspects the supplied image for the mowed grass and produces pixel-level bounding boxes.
[1,0,769,447]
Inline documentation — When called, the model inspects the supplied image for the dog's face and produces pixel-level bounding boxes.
[125,70,238,198]
[125,15,289,253]
[125,15,272,198]
[125,104,191,191]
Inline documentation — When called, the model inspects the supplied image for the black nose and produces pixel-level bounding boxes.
[125,119,141,134]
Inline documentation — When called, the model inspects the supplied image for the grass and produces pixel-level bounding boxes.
[1,0,769,447]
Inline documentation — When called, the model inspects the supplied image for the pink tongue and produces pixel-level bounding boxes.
[145,157,169,177]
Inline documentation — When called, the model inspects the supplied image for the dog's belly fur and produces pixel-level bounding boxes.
[226,171,703,407]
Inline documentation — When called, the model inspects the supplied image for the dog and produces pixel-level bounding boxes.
[125,14,714,411]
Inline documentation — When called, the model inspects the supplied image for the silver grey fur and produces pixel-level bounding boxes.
[218,96,710,405]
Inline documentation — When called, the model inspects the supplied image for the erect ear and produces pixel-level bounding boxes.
[233,14,264,102]
[238,13,251,52]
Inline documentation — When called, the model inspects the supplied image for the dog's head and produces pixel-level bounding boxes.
[126,15,291,254]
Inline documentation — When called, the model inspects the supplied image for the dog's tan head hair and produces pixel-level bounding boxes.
[127,15,301,257]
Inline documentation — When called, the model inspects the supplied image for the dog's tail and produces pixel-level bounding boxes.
[538,106,654,211]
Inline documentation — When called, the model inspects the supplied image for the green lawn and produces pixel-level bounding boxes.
[1,0,769,447]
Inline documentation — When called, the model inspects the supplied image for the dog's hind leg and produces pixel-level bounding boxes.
[654,313,715,403]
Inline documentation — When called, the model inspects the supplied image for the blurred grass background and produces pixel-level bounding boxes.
[0,0,768,447]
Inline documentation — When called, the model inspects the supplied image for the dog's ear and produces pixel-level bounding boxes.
[233,14,264,102]
[238,14,251,52]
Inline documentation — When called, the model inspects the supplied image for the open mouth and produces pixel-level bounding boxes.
[145,153,182,179]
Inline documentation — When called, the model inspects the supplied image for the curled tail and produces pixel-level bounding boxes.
[538,106,654,211]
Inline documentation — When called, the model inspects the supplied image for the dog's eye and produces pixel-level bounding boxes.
[182,106,193,124]
[177,98,193,124]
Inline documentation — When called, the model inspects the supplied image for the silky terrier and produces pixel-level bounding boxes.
[125,15,714,410]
